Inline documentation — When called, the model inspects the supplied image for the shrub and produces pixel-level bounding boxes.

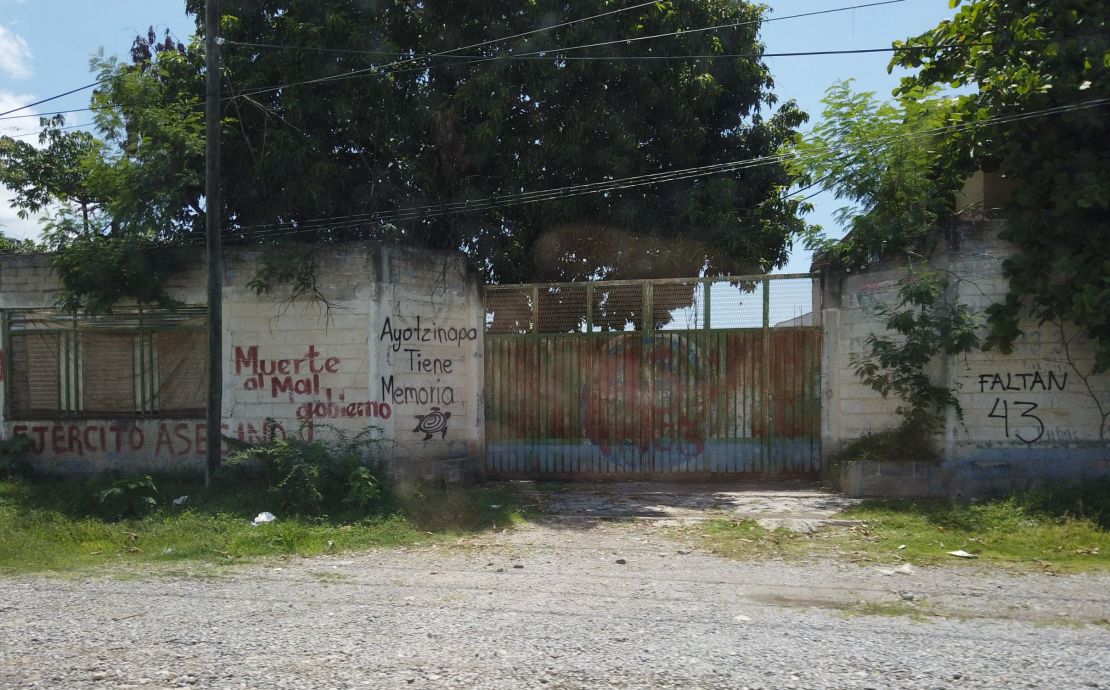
[831,416,942,465]
[225,427,388,516]
[98,475,159,520]
[0,434,31,475]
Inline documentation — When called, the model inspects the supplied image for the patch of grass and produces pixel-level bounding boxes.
[0,476,529,575]
[693,481,1110,573]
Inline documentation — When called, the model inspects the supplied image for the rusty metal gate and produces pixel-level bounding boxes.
[482,275,821,478]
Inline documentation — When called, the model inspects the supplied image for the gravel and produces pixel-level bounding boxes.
[2,519,1108,689]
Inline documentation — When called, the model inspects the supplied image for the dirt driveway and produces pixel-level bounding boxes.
[516,479,859,530]
[2,483,1108,689]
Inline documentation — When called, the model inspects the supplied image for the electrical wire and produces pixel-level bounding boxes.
[232,0,907,98]
[221,0,906,59]
[0,106,102,122]
[3,121,95,139]
[204,96,1110,243]
[0,79,107,118]
[224,45,963,63]
[506,0,906,58]
[231,0,664,99]
[0,0,906,122]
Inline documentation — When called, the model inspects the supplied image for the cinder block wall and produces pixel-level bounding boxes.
[821,220,1110,491]
[0,243,484,479]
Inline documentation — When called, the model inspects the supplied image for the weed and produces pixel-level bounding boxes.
[98,475,158,521]
[692,483,1110,573]
[0,476,529,575]
[830,419,941,465]
[223,425,389,517]
[0,433,31,475]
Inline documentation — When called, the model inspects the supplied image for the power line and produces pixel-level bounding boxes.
[224,45,956,63]
[4,1,892,121]
[0,38,1001,125]
[2,4,662,123]
[507,0,906,58]
[233,0,907,98]
[0,79,107,118]
[232,0,663,99]
[0,106,101,122]
[3,121,95,139]
[205,96,1110,243]
[388,0,662,62]
[221,0,907,60]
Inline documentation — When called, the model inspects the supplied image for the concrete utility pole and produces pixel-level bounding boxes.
[204,0,223,486]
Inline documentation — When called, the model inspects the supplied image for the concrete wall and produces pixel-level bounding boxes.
[822,220,1110,494]
[0,243,484,479]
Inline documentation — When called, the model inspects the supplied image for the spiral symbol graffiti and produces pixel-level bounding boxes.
[413,407,451,440]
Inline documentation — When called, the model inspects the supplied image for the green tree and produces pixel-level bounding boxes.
[785,80,963,269]
[196,0,809,282]
[0,28,202,312]
[891,0,1110,371]
[0,116,102,231]
[4,4,810,313]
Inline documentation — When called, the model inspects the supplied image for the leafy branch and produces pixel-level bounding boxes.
[850,270,980,435]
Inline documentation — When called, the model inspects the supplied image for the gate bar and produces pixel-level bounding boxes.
[761,277,771,472]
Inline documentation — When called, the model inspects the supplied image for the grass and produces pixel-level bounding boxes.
[694,480,1110,573]
[0,475,529,575]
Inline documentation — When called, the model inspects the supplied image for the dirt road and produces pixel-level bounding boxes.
[2,486,1108,689]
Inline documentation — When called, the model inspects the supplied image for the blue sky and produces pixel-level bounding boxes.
[0,0,959,272]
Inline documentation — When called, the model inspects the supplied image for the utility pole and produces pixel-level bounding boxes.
[204,0,223,486]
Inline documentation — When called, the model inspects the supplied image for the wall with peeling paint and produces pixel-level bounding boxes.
[821,220,1110,493]
[0,243,483,479]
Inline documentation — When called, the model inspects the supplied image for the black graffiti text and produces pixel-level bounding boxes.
[977,370,1067,393]
[987,398,1045,444]
[378,316,478,352]
[381,375,455,406]
[404,348,453,374]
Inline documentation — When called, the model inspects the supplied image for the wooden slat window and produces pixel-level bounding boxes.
[9,333,61,416]
[155,330,207,412]
[5,311,207,419]
[81,333,138,413]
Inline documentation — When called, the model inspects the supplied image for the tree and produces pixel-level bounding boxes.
[4,3,810,313]
[195,0,808,283]
[0,28,202,311]
[891,0,1110,371]
[785,80,963,269]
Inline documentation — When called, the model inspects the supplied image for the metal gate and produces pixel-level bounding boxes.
[483,275,821,478]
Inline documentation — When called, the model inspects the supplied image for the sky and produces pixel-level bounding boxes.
[0,0,960,273]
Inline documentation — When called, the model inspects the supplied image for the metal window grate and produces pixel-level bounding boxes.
[768,278,816,327]
[591,284,644,332]
[537,285,587,334]
[484,287,534,335]
[653,281,703,331]
[485,275,815,335]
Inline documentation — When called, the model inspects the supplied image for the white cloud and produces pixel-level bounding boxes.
[0,23,32,79]
[0,90,49,242]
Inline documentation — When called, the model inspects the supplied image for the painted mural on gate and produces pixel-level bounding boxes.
[582,334,709,467]
[483,326,822,477]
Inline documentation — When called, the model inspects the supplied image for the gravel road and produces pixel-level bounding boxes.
[2,516,1108,690]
